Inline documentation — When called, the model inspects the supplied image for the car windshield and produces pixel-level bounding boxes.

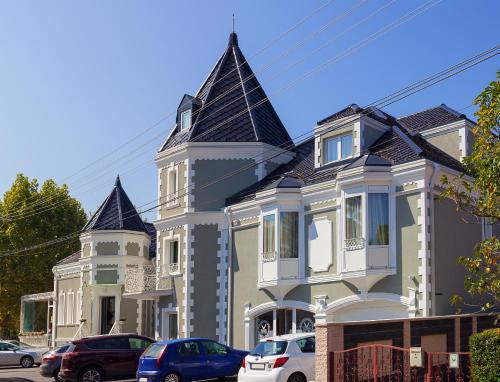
[142,343,166,358]
[56,345,70,353]
[251,340,288,356]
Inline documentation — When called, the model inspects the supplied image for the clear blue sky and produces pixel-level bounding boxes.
[0,0,498,221]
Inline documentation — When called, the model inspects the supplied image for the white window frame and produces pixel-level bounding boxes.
[180,109,191,130]
[166,167,179,207]
[261,209,278,262]
[76,290,82,324]
[58,291,66,325]
[161,307,179,340]
[323,133,353,164]
[162,235,181,276]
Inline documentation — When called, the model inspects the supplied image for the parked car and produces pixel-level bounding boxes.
[58,333,154,382]
[238,333,315,382]
[137,337,248,382]
[0,340,44,368]
[5,339,50,354]
[40,344,70,382]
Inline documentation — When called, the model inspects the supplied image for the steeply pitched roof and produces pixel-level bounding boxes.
[82,176,149,234]
[56,250,81,265]
[160,33,292,151]
[226,105,466,205]
[397,104,470,132]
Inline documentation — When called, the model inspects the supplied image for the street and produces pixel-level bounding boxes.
[0,366,135,382]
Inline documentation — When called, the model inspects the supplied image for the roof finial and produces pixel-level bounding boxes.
[115,174,121,187]
[232,13,235,33]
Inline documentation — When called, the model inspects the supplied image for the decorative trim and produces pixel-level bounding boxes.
[325,292,411,314]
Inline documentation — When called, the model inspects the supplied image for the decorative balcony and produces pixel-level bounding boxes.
[160,263,180,277]
[124,264,156,294]
[342,237,393,291]
[258,251,299,300]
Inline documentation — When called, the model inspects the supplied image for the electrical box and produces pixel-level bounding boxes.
[409,347,424,367]
[449,353,459,368]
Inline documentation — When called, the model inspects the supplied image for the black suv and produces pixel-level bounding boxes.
[59,333,154,382]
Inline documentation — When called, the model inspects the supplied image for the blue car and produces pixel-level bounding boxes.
[137,338,249,382]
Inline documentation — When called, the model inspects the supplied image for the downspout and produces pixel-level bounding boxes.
[428,162,439,316]
[224,206,233,346]
[51,270,58,348]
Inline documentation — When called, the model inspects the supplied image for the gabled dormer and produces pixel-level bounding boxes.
[314,104,391,168]
[176,94,201,132]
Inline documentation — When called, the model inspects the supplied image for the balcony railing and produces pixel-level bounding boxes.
[124,264,156,293]
[160,263,180,277]
[262,251,277,263]
[344,237,365,251]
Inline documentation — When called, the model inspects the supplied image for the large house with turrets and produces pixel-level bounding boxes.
[21,33,493,350]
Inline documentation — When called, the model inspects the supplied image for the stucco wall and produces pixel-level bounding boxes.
[82,243,91,258]
[160,161,187,219]
[426,131,461,161]
[371,193,420,296]
[191,224,220,339]
[192,159,258,211]
[434,197,482,315]
[305,209,337,276]
[56,276,81,340]
[81,272,91,322]
[231,225,273,348]
[285,282,358,305]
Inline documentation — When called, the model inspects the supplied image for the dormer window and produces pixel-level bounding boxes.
[180,109,192,130]
[324,133,353,164]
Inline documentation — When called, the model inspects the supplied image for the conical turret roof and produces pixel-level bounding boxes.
[160,32,292,151]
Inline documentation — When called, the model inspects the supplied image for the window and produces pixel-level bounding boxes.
[251,340,288,356]
[86,337,129,350]
[168,313,178,339]
[67,291,74,325]
[75,290,81,323]
[324,133,353,163]
[296,337,315,353]
[170,241,179,266]
[280,212,298,258]
[129,337,153,350]
[201,341,227,355]
[143,343,166,358]
[368,193,389,245]
[180,109,191,130]
[263,214,276,255]
[345,196,362,240]
[178,341,200,356]
[167,168,178,206]
[163,239,180,275]
[58,292,65,325]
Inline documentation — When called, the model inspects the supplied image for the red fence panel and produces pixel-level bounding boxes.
[330,345,471,382]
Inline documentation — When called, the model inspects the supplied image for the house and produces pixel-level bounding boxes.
[22,33,489,350]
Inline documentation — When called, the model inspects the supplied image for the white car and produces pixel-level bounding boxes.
[238,333,315,382]
[0,341,44,367]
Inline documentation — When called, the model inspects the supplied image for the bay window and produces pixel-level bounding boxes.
[368,193,389,245]
[324,133,353,164]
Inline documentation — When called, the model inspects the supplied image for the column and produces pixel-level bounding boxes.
[292,309,297,333]
[272,309,277,336]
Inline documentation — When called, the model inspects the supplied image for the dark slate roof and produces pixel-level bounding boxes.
[317,104,396,126]
[56,250,81,265]
[82,176,149,234]
[144,222,157,258]
[397,104,469,133]
[160,33,292,151]
[227,105,466,205]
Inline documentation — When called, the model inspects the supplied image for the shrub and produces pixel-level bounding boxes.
[469,328,500,382]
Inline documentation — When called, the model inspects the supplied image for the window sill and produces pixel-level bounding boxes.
[323,155,353,166]
[164,203,181,210]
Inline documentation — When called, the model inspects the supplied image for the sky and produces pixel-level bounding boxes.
[0,0,498,222]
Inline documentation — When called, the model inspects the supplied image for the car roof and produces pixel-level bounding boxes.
[154,337,215,345]
[259,333,315,342]
[76,333,153,343]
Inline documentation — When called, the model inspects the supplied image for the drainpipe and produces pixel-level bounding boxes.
[224,206,233,346]
[51,273,58,348]
[428,162,439,316]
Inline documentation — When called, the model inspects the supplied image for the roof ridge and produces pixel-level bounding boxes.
[392,125,423,155]
[233,45,259,141]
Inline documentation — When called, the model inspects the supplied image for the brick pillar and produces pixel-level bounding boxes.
[316,324,344,382]
[403,320,411,349]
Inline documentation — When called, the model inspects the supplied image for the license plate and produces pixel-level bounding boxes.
[139,378,148,382]
[250,363,266,370]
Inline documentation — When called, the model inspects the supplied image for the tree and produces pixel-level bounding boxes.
[0,174,87,336]
[441,71,499,314]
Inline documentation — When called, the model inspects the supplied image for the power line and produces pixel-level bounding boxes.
[1,42,497,257]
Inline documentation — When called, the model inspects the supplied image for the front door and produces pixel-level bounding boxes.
[100,296,115,334]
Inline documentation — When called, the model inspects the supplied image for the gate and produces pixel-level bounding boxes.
[330,345,471,381]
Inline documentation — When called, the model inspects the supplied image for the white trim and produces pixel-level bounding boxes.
[325,292,411,313]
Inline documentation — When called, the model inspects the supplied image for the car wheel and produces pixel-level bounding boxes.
[53,367,62,382]
[164,373,181,382]
[287,372,306,382]
[79,366,104,382]
[20,356,34,368]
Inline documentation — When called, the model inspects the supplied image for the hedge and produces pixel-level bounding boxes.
[469,328,500,382]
